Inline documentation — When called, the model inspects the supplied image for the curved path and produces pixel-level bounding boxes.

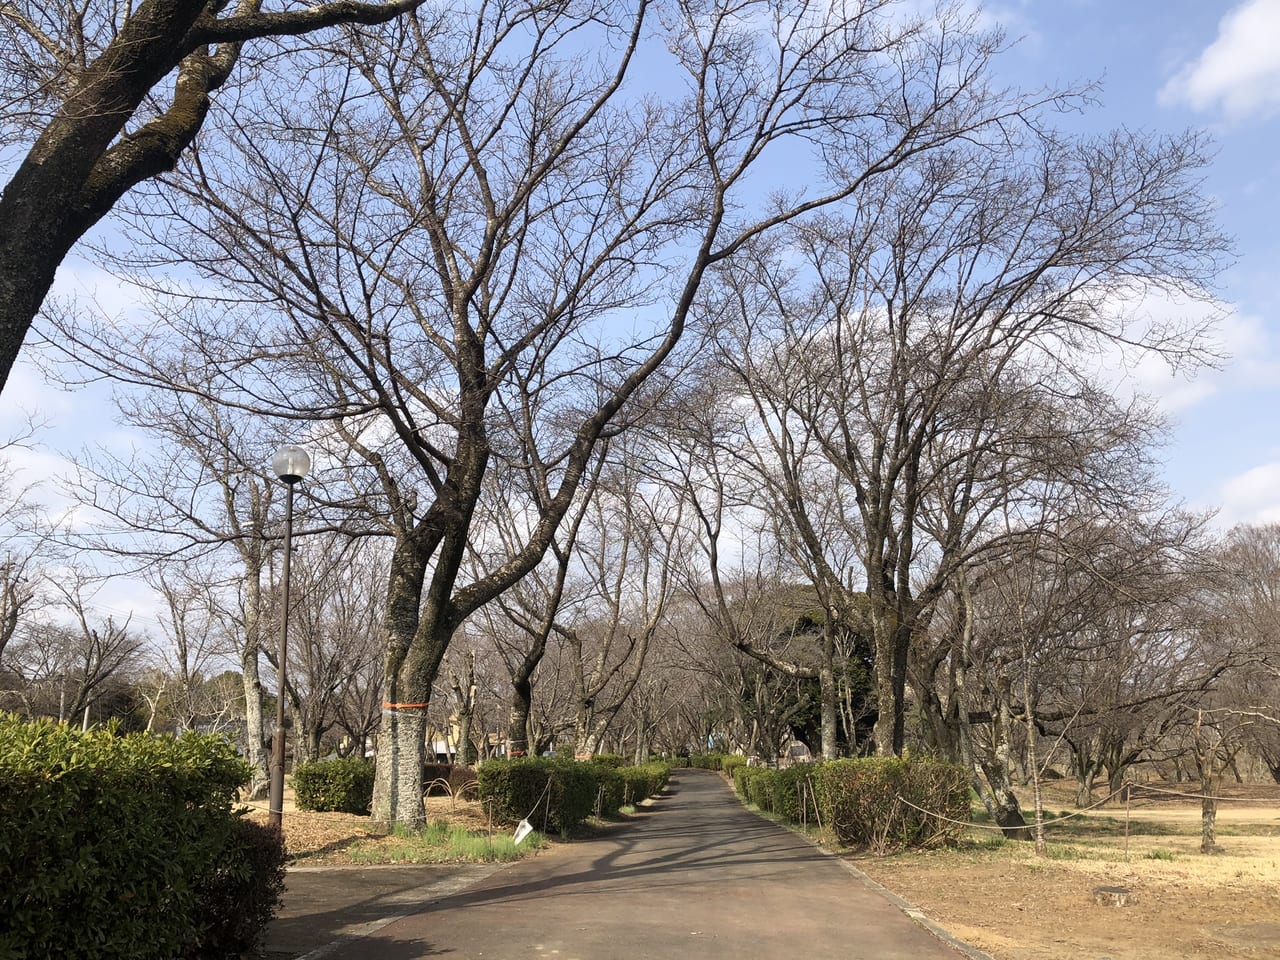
[319,769,977,960]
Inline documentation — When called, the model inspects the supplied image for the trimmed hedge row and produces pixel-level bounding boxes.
[477,757,671,834]
[294,756,375,814]
[687,753,728,770]
[0,715,285,960]
[732,756,970,852]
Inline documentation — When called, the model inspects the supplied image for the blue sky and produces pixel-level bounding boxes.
[3,0,1280,629]
[977,0,1280,525]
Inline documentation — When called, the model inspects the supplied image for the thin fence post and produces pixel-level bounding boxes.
[1123,781,1131,861]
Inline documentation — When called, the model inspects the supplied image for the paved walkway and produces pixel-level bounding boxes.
[274,770,981,960]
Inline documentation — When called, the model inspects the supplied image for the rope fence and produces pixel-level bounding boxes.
[857,779,1280,859]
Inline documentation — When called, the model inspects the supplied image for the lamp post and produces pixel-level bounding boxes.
[268,444,310,833]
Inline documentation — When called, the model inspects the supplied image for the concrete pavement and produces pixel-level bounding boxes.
[271,769,985,960]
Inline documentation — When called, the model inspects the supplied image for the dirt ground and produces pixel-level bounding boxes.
[242,789,495,862]
[857,782,1280,960]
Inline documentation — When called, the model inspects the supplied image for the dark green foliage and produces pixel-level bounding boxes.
[293,756,374,815]
[189,818,286,960]
[0,714,280,960]
[591,762,627,814]
[477,758,671,832]
[590,753,628,768]
[586,762,626,817]
[422,762,478,797]
[811,757,970,851]
[476,758,598,835]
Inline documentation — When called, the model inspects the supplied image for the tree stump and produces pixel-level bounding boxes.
[1093,886,1131,907]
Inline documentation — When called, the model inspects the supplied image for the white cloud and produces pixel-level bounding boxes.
[1088,286,1238,417]
[1219,462,1280,526]
[1159,0,1280,121]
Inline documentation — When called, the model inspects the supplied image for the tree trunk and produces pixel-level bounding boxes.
[507,675,533,757]
[371,535,432,829]
[372,705,426,828]
[819,618,838,760]
[871,614,897,756]
[1201,770,1218,854]
[241,570,269,800]
[1075,770,1096,809]
[984,674,1031,839]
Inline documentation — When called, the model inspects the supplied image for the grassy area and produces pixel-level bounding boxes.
[346,821,548,864]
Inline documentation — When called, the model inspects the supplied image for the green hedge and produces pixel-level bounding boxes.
[477,758,672,833]
[721,755,746,780]
[727,757,968,852]
[733,764,776,810]
[688,752,727,770]
[590,753,628,768]
[585,761,626,817]
[293,756,374,815]
[620,762,670,805]
[476,758,599,835]
[0,715,283,960]
[811,757,970,851]
[769,762,817,822]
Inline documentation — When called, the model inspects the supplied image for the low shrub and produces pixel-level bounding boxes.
[423,762,478,798]
[584,761,626,817]
[733,763,771,807]
[0,714,280,960]
[476,758,598,835]
[591,753,628,768]
[812,757,970,852]
[770,762,818,823]
[688,753,725,770]
[721,755,746,780]
[620,762,670,804]
[293,756,374,815]
[190,818,286,960]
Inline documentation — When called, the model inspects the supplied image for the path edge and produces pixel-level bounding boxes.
[828,853,997,960]
[725,780,997,960]
[291,862,509,960]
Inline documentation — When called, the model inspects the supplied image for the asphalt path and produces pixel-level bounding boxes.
[307,769,977,960]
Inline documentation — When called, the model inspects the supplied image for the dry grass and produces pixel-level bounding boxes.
[855,781,1280,960]
[242,789,518,864]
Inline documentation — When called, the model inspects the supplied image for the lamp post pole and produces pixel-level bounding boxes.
[268,445,310,834]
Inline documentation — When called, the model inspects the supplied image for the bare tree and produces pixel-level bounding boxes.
[58,389,290,796]
[52,0,1092,827]
[0,0,434,391]
[708,115,1226,758]
[7,571,143,722]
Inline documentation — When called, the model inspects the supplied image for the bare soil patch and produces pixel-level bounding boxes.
[242,789,495,863]
[857,782,1280,960]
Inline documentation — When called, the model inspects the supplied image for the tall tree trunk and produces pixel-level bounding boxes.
[507,681,532,757]
[819,660,838,760]
[241,570,269,800]
[371,536,431,829]
[1194,711,1219,855]
[450,652,477,764]
[819,618,838,760]
[983,674,1031,839]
